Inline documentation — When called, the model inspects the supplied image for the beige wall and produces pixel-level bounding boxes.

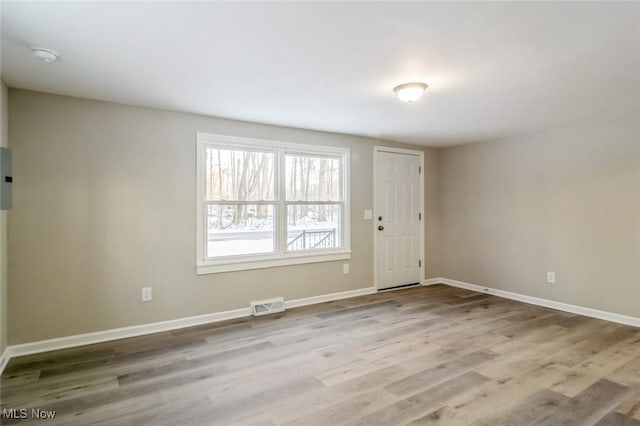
[440,119,640,317]
[8,89,440,344]
[0,80,8,354]
[10,87,636,347]
[424,148,441,279]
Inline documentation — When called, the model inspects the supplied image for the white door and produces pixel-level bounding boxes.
[375,151,422,290]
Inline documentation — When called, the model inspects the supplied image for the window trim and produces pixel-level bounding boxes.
[196,132,351,275]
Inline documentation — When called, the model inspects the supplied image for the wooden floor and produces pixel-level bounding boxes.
[2,285,640,425]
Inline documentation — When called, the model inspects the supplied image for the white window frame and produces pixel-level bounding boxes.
[196,132,351,275]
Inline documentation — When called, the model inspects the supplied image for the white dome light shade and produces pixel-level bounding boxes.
[32,48,58,63]
[393,82,428,103]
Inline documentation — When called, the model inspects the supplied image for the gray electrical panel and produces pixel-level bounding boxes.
[0,147,12,210]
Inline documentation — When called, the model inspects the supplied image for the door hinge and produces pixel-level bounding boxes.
[419,166,422,174]
[419,212,422,220]
[419,260,422,268]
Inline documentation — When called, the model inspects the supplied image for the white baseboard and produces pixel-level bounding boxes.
[0,286,376,374]
[4,307,251,366]
[440,277,640,328]
[422,277,444,286]
[285,286,376,309]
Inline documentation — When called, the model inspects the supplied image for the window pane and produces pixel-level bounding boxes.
[285,155,340,201]
[207,204,275,257]
[286,204,340,251]
[205,147,275,201]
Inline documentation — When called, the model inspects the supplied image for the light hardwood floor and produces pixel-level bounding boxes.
[2,284,640,425]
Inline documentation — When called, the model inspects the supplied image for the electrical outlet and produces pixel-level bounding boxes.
[547,272,556,284]
[141,287,152,302]
[343,264,349,274]
[364,210,373,220]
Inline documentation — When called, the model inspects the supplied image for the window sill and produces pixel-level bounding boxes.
[196,250,352,275]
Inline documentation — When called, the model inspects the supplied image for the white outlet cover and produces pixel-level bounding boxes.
[343,264,349,274]
[141,287,152,302]
[364,210,373,220]
[547,272,556,284]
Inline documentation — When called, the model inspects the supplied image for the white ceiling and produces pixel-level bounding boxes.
[1,1,639,147]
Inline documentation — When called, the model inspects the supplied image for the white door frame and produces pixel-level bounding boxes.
[373,146,425,291]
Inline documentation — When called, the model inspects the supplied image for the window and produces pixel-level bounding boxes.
[197,133,350,274]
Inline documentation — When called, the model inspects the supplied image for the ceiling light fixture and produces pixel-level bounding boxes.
[393,82,428,103]
[32,48,58,63]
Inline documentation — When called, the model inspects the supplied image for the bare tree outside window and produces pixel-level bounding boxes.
[205,148,276,257]
[285,155,341,251]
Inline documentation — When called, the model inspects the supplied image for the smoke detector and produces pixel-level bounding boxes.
[32,48,58,63]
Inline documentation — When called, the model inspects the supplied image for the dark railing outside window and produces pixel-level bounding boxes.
[287,229,336,251]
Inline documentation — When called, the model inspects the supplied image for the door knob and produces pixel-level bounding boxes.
[378,225,384,231]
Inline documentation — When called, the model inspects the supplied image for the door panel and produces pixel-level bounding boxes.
[385,237,396,271]
[376,151,421,290]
